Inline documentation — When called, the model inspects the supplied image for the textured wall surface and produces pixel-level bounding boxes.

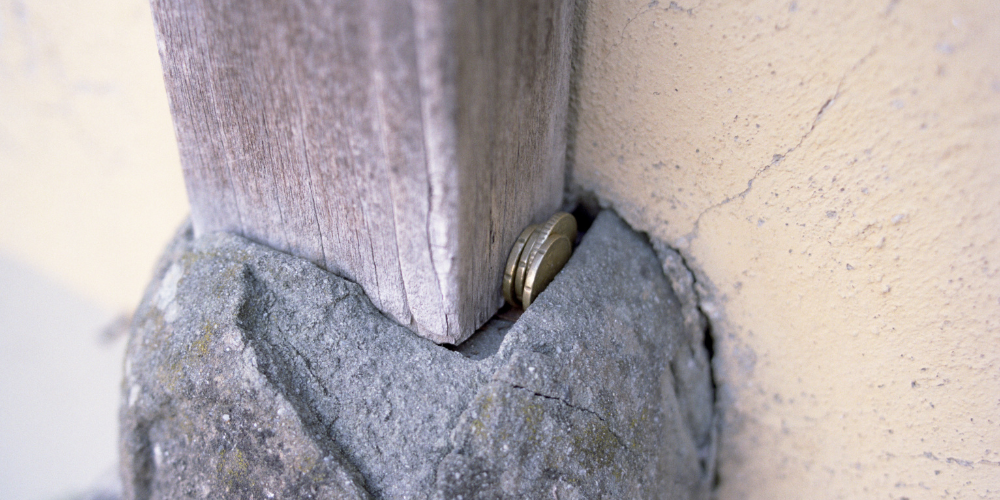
[572,0,1000,498]
[0,1,186,497]
[0,0,187,311]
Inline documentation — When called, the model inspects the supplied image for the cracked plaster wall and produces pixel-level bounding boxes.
[571,0,1000,498]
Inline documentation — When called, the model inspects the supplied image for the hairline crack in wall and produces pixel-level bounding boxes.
[571,0,1000,498]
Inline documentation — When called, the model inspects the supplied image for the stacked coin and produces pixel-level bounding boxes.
[503,212,577,308]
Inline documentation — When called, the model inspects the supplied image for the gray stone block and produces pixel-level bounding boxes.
[120,211,714,499]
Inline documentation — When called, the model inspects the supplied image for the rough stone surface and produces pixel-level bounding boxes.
[120,211,714,499]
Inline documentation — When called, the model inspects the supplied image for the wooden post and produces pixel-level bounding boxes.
[150,0,575,343]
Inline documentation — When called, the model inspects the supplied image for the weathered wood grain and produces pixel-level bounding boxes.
[151,0,574,344]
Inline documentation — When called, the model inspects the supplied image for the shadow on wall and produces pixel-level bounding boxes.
[0,252,125,500]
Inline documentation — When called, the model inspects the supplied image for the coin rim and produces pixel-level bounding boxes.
[514,227,545,300]
[546,212,578,242]
[503,224,538,307]
[522,233,573,307]
[514,212,576,299]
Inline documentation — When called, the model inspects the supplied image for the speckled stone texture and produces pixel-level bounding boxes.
[119,211,714,499]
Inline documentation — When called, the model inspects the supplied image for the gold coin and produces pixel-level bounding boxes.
[503,224,538,307]
[514,212,577,301]
[543,211,578,242]
[514,226,545,301]
[522,233,573,308]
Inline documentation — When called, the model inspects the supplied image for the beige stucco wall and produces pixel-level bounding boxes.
[0,0,187,311]
[573,0,999,498]
[0,0,186,497]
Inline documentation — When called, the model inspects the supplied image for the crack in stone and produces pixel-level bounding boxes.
[509,384,628,449]
[287,341,333,399]
[236,268,374,497]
